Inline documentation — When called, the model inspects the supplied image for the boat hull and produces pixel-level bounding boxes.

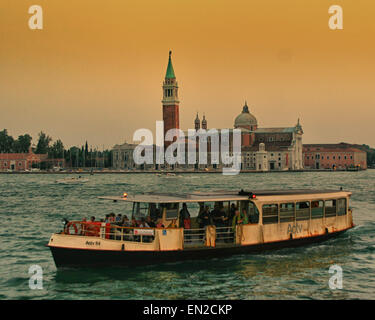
[49,229,348,268]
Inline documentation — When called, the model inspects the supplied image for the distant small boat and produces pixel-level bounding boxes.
[156,172,177,177]
[56,176,89,184]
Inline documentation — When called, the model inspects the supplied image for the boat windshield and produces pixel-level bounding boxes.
[132,202,163,221]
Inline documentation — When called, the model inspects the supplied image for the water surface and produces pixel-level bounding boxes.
[0,171,374,299]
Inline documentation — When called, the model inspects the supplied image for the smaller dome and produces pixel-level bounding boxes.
[234,102,257,129]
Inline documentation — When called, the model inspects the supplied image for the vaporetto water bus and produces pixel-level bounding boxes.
[47,189,354,268]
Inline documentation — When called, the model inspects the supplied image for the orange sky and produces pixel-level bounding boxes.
[0,0,374,148]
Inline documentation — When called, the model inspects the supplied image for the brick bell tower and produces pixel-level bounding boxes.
[162,51,180,148]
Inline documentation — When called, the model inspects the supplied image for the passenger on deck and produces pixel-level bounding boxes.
[139,218,150,228]
[232,209,248,231]
[109,213,116,223]
[146,216,156,228]
[115,214,122,224]
[150,203,159,221]
[156,220,165,228]
[228,204,236,225]
[211,204,225,228]
[179,203,191,229]
[131,218,138,228]
[122,215,130,227]
[198,205,212,228]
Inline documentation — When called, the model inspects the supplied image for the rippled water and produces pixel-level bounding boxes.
[1,171,374,300]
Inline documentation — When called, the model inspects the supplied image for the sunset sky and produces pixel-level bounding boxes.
[1,0,374,149]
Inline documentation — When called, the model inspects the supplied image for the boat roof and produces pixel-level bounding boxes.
[99,189,352,203]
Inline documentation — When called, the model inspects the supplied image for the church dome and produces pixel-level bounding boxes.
[234,102,257,129]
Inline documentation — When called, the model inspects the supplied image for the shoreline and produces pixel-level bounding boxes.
[0,169,370,174]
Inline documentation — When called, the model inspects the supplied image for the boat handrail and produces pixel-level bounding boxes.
[63,221,164,243]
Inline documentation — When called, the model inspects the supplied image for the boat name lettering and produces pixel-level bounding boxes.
[85,241,101,246]
[287,224,303,234]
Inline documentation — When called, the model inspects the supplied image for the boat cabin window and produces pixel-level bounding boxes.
[337,198,347,216]
[311,200,324,219]
[280,203,295,223]
[164,203,179,220]
[262,204,278,224]
[325,200,337,217]
[296,201,310,221]
[248,201,259,223]
[132,202,149,220]
[149,203,162,221]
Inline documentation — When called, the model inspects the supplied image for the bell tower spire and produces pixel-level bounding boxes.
[162,51,180,148]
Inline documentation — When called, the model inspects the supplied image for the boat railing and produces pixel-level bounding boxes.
[64,221,156,244]
[215,226,235,243]
[183,227,206,246]
[64,221,235,246]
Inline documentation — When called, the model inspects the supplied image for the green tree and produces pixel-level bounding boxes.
[49,139,64,158]
[14,134,33,153]
[35,131,52,154]
[0,129,15,153]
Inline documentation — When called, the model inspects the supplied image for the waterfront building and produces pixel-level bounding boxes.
[0,148,64,171]
[303,143,367,170]
[112,143,138,170]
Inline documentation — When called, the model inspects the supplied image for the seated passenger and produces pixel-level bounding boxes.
[122,215,131,227]
[156,220,165,228]
[115,214,122,225]
[131,218,138,227]
[139,217,150,228]
[146,216,156,228]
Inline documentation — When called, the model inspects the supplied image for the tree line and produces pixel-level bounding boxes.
[0,129,112,168]
[360,144,375,167]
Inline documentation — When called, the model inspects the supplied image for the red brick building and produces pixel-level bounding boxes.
[303,143,367,170]
[0,149,42,171]
[0,149,65,171]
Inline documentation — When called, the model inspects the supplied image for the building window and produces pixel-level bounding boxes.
[327,156,329,160]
